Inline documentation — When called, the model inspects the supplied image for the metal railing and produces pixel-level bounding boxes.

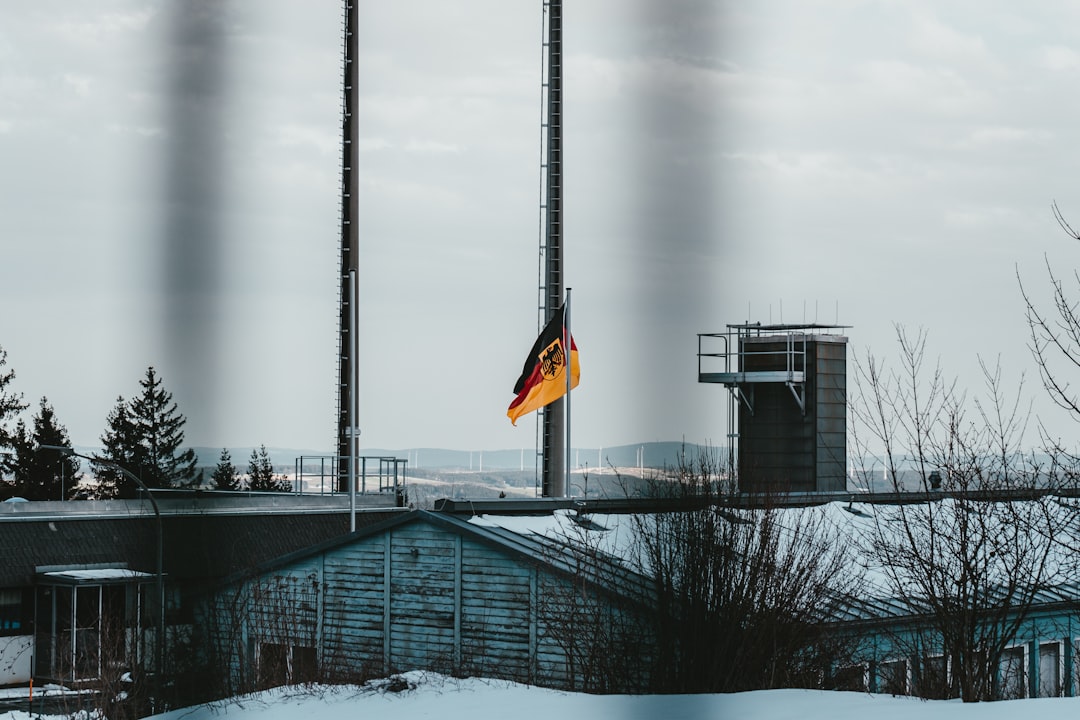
[697,328,810,382]
[294,455,407,496]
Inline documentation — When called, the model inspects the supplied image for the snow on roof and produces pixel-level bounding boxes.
[771,496,1080,622]
[41,568,156,583]
[465,510,655,605]
[471,496,1080,624]
[469,509,640,565]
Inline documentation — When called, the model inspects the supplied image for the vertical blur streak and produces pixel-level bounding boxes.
[628,0,722,419]
[159,2,231,446]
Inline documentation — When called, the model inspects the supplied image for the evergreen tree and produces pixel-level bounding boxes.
[129,367,197,488]
[211,448,241,491]
[97,396,141,498]
[99,367,198,498]
[7,398,82,501]
[248,445,289,492]
[0,346,27,477]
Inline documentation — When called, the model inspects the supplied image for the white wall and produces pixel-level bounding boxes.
[0,635,33,685]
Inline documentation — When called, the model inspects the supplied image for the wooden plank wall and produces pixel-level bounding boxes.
[211,517,651,690]
[460,536,533,682]
[386,522,457,673]
[321,538,385,679]
[303,521,548,683]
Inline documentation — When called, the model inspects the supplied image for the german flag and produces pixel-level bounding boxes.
[507,305,580,425]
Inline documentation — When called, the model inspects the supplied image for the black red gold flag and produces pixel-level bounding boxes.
[507,305,580,425]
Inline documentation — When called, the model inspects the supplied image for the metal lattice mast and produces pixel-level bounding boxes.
[540,0,565,497]
[336,0,360,491]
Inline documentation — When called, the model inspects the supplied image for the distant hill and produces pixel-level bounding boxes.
[72,446,334,472]
[73,443,722,473]
[357,442,721,471]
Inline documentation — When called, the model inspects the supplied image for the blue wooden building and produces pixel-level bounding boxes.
[833,582,1080,699]
[801,498,1080,701]
[201,509,655,693]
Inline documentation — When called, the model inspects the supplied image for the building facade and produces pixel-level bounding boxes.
[201,510,654,694]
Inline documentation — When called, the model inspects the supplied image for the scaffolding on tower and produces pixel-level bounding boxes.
[534,0,566,498]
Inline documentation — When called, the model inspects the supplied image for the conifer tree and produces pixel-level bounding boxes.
[211,448,241,491]
[97,396,142,498]
[129,367,197,487]
[247,445,289,492]
[99,367,198,497]
[7,398,82,501]
[0,346,27,475]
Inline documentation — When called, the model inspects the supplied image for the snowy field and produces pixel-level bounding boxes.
[145,674,1080,720]
[1,673,1080,718]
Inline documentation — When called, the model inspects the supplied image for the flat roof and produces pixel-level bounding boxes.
[0,493,398,521]
[40,568,155,584]
[740,333,848,344]
[725,322,852,331]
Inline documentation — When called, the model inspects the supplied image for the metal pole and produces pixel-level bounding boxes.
[564,287,572,497]
[336,0,360,491]
[349,269,357,532]
[102,458,164,691]
[541,0,565,498]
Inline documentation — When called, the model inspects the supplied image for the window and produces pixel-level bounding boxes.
[1039,643,1061,698]
[0,588,28,633]
[999,646,1027,700]
[259,642,317,688]
[259,643,288,688]
[878,659,908,695]
[833,664,866,692]
[1073,639,1080,697]
[918,655,948,699]
[293,646,317,684]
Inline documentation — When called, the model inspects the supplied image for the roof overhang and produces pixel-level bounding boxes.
[37,567,156,585]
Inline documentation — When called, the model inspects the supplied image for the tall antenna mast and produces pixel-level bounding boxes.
[336,0,360,490]
[540,0,565,497]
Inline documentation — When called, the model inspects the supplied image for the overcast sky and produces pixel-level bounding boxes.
[3,2,1080,458]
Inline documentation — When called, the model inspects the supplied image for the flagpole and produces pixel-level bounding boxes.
[565,288,572,497]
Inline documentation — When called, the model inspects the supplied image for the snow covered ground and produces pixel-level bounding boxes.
[144,676,1080,720]
[0,672,1079,719]
[146,674,1080,720]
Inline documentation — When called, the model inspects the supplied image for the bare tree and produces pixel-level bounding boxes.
[627,451,865,693]
[850,327,1064,701]
[531,515,653,693]
[1017,202,1080,487]
[1019,202,1080,428]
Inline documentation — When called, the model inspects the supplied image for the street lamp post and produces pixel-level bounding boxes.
[37,445,165,698]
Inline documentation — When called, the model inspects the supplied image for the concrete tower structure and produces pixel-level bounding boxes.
[699,323,849,494]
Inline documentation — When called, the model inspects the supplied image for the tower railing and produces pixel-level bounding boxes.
[698,321,851,492]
